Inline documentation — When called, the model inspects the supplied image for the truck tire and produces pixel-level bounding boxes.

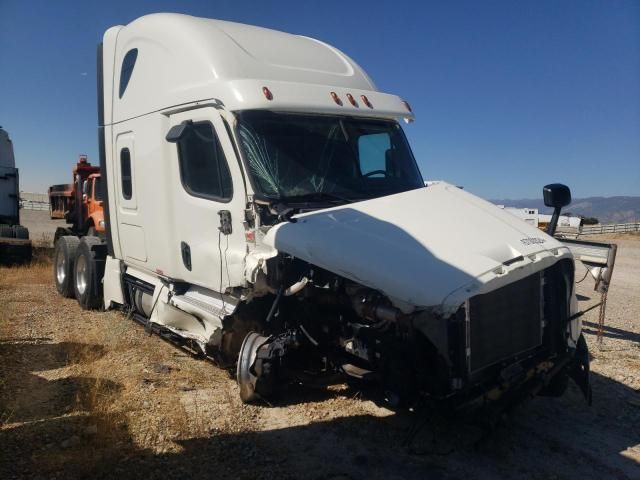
[12,225,29,239]
[54,236,80,298]
[54,227,74,245]
[0,240,32,266]
[73,237,105,310]
[0,225,14,238]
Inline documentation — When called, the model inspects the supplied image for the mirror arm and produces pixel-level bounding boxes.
[547,206,562,236]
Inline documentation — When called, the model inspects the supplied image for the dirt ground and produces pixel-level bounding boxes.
[1,235,639,480]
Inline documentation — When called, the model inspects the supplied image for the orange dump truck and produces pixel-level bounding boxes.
[49,155,104,242]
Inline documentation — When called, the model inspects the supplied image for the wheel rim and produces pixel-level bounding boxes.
[237,332,269,402]
[75,254,88,295]
[56,249,66,285]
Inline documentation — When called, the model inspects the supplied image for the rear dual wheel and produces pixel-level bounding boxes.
[53,236,104,309]
[54,236,80,297]
[0,225,29,239]
[73,237,104,310]
[13,225,29,239]
[0,225,14,238]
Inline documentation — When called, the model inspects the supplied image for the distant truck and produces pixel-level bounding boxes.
[0,126,32,264]
[49,155,105,242]
[53,14,615,411]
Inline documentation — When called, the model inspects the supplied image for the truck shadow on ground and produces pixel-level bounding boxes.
[2,369,638,480]
[113,372,640,480]
[0,339,125,479]
[0,340,112,423]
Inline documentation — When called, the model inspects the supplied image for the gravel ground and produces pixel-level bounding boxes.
[0,235,638,479]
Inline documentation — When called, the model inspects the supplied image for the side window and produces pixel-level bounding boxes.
[120,148,132,200]
[358,133,391,176]
[177,122,233,201]
[86,179,93,199]
[119,48,138,98]
[94,177,103,201]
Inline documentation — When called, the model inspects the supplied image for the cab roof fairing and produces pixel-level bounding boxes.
[103,13,414,124]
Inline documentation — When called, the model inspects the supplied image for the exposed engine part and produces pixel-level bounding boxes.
[255,274,309,297]
[348,285,402,324]
[284,276,308,296]
[299,324,319,346]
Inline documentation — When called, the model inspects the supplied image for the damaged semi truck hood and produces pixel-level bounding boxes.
[262,182,572,315]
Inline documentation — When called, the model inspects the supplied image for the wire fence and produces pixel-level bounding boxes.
[580,222,640,235]
[19,192,50,211]
[20,199,50,211]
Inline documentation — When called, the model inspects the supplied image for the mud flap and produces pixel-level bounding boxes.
[569,334,592,405]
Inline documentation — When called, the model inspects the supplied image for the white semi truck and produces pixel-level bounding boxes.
[54,13,600,410]
[0,126,31,264]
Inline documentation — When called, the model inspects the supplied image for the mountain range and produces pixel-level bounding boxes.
[491,196,640,224]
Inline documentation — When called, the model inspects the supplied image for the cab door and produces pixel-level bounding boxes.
[165,107,247,292]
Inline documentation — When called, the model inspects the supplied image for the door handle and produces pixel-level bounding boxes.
[218,210,232,235]
[180,241,192,271]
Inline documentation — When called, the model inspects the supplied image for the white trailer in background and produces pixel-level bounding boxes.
[0,127,31,264]
[53,14,601,411]
[499,205,583,235]
[538,213,582,234]
[499,206,539,227]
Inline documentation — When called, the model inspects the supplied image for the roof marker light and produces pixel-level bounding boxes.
[402,100,412,112]
[346,93,358,107]
[330,91,343,106]
[361,95,373,108]
[262,86,273,100]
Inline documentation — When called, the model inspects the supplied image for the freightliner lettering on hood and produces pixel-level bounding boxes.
[262,182,573,315]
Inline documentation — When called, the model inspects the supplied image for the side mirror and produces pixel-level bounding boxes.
[165,121,193,143]
[543,183,571,209]
[543,183,571,236]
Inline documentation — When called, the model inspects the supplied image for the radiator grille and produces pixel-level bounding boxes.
[468,273,542,373]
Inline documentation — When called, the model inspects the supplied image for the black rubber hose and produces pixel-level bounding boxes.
[265,286,284,324]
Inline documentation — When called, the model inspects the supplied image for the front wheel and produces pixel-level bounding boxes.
[237,332,273,403]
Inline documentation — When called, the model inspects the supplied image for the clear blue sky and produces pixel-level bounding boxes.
[1,0,638,199]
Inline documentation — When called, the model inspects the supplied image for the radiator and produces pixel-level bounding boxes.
[467,272,543,374]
